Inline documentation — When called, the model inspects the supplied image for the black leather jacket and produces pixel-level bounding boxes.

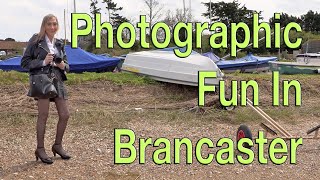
[21,34,69,81]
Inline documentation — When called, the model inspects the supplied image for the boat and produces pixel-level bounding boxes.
[269,61,320,74]
[63,45,120,73]
[0,45,121,73]
[121,49,224,86]
[0,56,27,72]
[296,53,320,64]
[269,52,320,74]
[203,52,278,73]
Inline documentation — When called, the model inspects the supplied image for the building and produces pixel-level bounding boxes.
[0,40,28,55]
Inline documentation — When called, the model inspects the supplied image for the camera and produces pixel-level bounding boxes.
[53,54,63,64]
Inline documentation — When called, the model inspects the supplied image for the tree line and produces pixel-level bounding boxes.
[87,0,320,56]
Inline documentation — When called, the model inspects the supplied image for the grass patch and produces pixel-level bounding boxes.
[125,108,262,126]
[161,93,191,102]
[0,71,156,86]
[0,112,35,127]
[228,72,320,81]
[125,104,313,127]
[0,70,29,85]
[66,72,156,85]
[1,70,318,86]
[69,110,137,130]
[202,107,263,125]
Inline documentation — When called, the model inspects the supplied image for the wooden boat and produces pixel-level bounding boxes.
[121,50,224,86]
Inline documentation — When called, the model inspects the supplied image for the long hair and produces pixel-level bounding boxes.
[34,14,59,42]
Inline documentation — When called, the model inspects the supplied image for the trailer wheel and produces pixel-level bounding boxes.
[236,124,253,148]
[223,105,235,111]
[220,97,236,111]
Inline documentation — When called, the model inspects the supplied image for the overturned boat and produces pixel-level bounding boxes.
[121,49,224,86]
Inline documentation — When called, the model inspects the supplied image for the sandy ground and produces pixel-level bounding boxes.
[0,80,319,180]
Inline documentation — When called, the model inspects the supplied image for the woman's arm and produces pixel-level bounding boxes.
[62,45,70,73]
[21,34,45,70]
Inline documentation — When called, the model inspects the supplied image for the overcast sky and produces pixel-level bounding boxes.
[1,0,319,42]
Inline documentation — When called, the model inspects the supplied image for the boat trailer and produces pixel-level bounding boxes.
[236,98,320,142]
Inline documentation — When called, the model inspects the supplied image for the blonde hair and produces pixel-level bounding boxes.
[35,14,59,42]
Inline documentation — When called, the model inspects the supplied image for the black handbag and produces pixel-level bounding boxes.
[29,67,57,98]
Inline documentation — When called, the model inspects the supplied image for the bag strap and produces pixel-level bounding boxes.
[48,64,55,79]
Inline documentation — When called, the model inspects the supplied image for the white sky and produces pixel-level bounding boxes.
[1,0,319,42]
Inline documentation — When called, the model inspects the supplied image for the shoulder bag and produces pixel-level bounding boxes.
[29,66,57,98]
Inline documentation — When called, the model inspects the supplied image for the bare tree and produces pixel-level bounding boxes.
[162,10,176,31]
[143,0,163,26]
[175,8,192,22]
[162,8,193,32]
[160,8,194,42]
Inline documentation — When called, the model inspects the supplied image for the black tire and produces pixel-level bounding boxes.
[236,124,253,149]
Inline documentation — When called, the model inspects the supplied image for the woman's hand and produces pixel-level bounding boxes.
[44,53,54,65]
[55,61,66,70]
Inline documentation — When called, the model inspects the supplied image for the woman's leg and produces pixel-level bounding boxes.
[36,98,50,158]
[52,97,71,158]
[54,97,70,145]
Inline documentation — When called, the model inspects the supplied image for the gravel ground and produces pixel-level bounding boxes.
[0,81,319,180]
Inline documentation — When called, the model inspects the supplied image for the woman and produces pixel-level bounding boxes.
[21,14,71,164]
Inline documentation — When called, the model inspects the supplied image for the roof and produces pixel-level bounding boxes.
[0,41,28,50]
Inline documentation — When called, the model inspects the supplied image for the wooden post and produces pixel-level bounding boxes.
[74,0,77,13]
[64,9,67,45]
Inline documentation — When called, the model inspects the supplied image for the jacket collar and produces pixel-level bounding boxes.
[37,35,63,53]
[45,34,55,46]
[38,36,50,53]
[55,39,63,50]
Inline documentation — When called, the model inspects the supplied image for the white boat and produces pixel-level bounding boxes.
[296,53,320,64]
[269,52,320,74]
[121,50,224,86]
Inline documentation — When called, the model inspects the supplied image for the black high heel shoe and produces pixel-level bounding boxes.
[35,148,53,164]
[52,144,71,160]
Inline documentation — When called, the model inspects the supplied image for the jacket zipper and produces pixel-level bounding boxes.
[38,44,50,54]
[38,43,55,76]
[39,43,63,57]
